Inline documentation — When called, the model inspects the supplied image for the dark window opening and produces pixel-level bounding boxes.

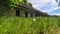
[16,11,20,17]
[35,14,38,17]
[30,13,33,17]
[25,12,28,17]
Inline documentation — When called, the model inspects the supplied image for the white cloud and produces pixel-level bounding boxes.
[52,14,60,15]
[28,0,50,7]
[47,7,60,13]
[28,0,59,12]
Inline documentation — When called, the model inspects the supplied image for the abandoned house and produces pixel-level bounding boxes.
[16,3,48,17]
[0,2,48,17]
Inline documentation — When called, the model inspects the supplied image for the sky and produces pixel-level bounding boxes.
[28,0,60,15]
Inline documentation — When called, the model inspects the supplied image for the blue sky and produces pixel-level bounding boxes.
[28,0,60,15]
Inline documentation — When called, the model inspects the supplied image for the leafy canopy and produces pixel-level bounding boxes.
[0,0,28,8]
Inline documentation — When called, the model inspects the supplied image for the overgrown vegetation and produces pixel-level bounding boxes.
[0,0,28,8]
[0,17,60,34]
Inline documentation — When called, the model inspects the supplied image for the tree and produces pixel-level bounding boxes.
[0,0,19,8]
[19,0,28,3]
[0,0,28,8]
[8,0,19,8]
[23,0,28,3]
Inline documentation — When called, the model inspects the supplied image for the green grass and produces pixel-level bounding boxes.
[0,17,60,34]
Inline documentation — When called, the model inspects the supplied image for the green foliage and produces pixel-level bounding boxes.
[27,3,32,6]
[19,0,28,3]
[8,0,19,8]
[23,0,28,3]
[0,0,19,8]
[0,0,28,8]
[0,17,60,34]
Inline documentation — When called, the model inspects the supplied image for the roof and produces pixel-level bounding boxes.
[17,3,48,15]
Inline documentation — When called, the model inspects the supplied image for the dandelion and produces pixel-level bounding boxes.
[33,18,36,21]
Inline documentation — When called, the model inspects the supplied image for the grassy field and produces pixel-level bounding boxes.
[0,16,60,34]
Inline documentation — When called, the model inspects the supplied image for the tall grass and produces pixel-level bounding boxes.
[0,17,60,34]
